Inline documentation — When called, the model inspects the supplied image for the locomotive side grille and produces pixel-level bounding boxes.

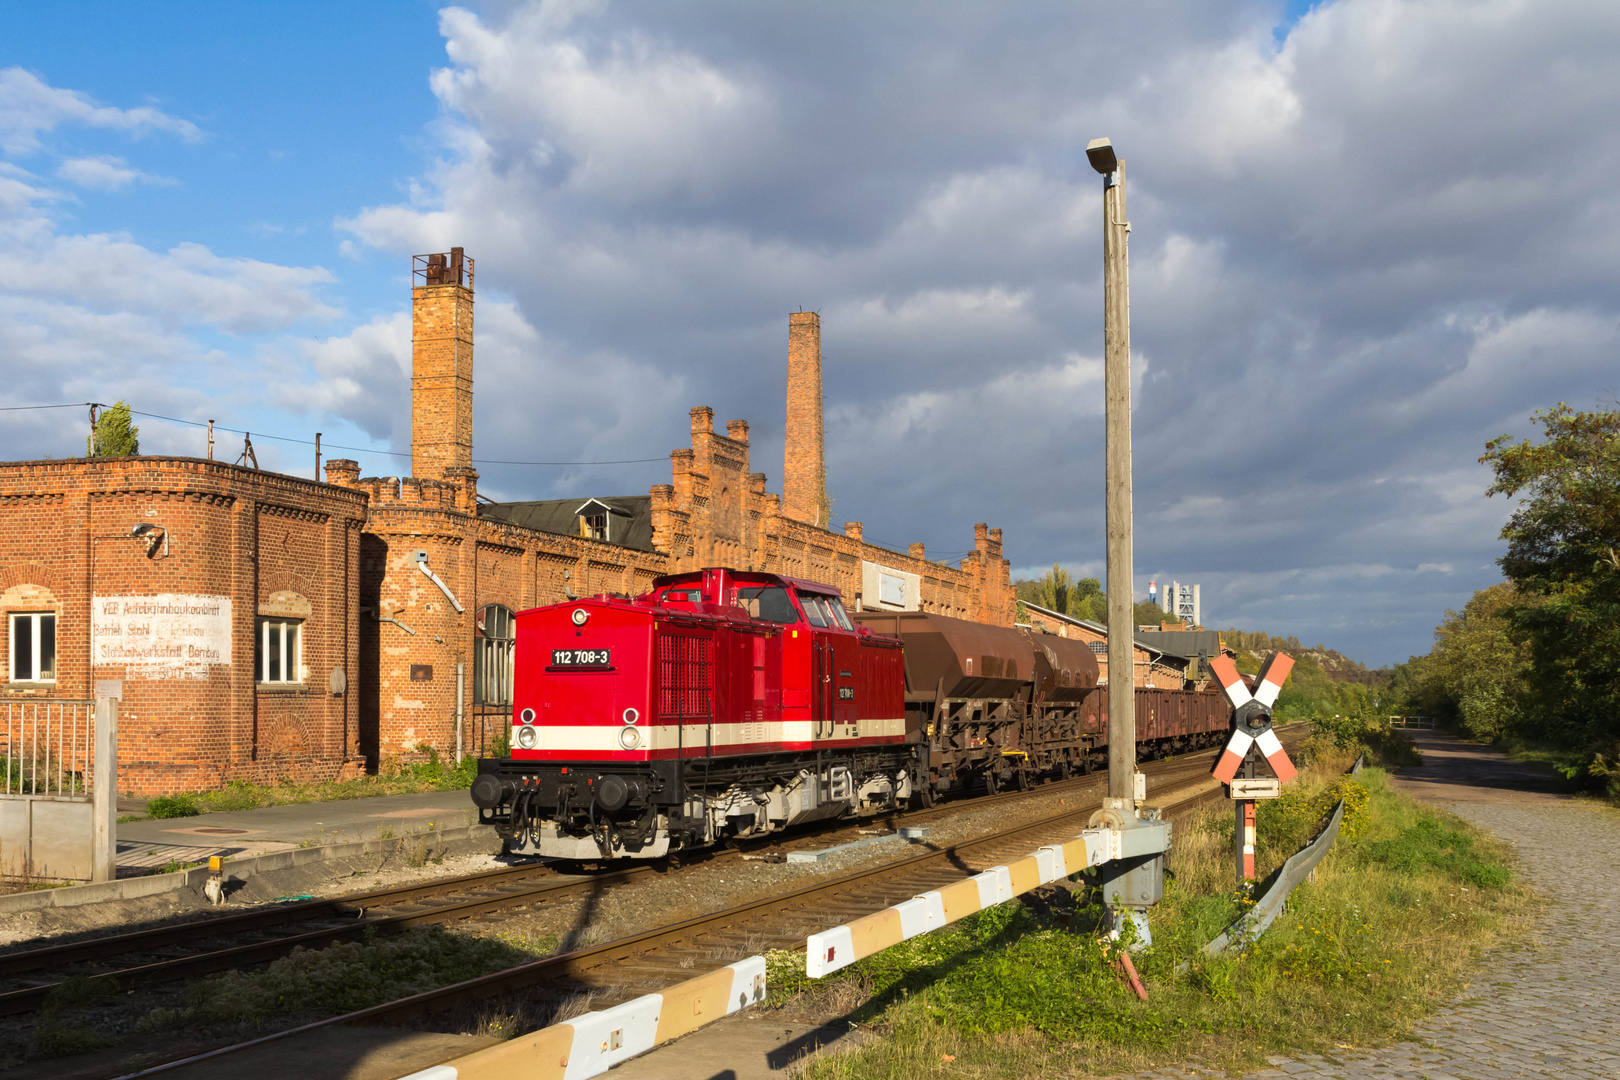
[657,632,714,719]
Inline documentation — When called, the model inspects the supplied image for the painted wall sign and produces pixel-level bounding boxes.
[92,595,233,681]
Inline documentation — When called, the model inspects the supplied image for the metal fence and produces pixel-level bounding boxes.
[2,699,97,797]
[1389,715,1435,729]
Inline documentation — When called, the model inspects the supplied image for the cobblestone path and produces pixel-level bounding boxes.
[1137,733,1620,1080]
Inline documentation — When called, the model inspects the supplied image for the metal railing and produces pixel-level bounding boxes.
[1389,715,1435,729]
[470,704,511,757]
[2,699,96,797]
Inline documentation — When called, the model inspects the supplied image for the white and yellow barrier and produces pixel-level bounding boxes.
[400,956,766,1080]
[806,826,1134,978]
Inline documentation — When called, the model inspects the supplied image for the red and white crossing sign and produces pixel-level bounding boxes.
[1208,652,1297,784]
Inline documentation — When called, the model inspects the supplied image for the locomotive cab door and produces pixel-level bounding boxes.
[810,632,834,740]
[802,593,857,740]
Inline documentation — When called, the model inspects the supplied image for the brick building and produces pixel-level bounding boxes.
[0,249,1014,792]
[0,457,367,793]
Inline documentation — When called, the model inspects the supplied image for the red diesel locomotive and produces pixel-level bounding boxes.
[470,567,1231,860]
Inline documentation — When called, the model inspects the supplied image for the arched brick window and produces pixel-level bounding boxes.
[474,604,515,706]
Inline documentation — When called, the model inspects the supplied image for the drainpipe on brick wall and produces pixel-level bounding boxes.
[414,551,465,613]
[455,662,465,766]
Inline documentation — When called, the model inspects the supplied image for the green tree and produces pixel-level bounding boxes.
[1424,583,1534,741]
[1134,599,1173,627]
[88,401,140,457]
[1016,565,1103,620]
[1482,403,1620,752]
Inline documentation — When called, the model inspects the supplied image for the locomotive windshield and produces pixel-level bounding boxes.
[734,585,798,624]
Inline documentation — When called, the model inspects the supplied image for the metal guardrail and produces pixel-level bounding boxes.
[1201,754,1363,957]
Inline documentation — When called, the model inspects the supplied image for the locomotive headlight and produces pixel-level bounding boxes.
[516,725,538,749]
[519,708,536,724]
[618,726,641,750]
[571,608,588,626]
[622,707,639,725]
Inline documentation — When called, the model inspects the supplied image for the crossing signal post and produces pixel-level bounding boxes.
[1208,653,1297,884]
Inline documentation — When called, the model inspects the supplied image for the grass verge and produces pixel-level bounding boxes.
[776,748,1531,1079]
[132,750,480,816]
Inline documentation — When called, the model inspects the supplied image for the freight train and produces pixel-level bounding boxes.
[469,567,1230,860]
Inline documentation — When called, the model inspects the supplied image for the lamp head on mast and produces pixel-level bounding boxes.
[1085,137,1119,179]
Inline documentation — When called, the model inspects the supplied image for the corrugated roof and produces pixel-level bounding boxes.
[480,495,657,552]
[1134,628,1224,660]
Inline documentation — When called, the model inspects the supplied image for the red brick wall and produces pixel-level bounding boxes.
[0,457,367,795]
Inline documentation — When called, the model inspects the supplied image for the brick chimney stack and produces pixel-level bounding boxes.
[784,311,827,527]
[411,248,475,479]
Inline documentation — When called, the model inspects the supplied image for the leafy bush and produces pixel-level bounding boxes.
[145,794,200,818]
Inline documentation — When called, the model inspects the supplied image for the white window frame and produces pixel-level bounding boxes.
[8,612,56,684]
[256,617,303,685]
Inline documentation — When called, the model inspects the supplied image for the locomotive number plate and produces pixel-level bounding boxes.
[551,648,611,667]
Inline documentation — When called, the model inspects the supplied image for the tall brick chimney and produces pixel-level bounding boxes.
[783,311,828,527]
[411,248,474,479]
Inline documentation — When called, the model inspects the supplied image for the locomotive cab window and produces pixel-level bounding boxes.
[821,596,855,630]
[734,586,798,624]
[256,617,302,684]
[8,612,56,684]
[661,588,701,605]
[801,596,829,628]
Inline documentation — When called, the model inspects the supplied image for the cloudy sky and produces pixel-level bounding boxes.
[2,0,1616,666]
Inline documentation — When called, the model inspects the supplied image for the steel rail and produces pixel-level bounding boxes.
[115,758,1249,1080]
[0,866,650,1017]
[0,861,566,976]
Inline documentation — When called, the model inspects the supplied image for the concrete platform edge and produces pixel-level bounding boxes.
[0,822,498,914]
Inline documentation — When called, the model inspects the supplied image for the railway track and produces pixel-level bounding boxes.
[116,739,1283,1079]
[0,738,1235,1020]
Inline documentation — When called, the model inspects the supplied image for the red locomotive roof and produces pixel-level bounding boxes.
[650,567,845,597]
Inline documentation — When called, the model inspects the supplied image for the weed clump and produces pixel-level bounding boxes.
[139,927,542,1032]
[145,794,200,818]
